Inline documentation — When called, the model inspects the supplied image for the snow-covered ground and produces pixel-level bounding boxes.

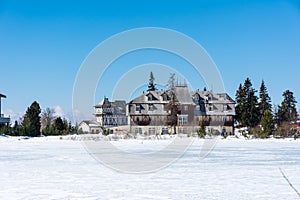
[1,136,300,200]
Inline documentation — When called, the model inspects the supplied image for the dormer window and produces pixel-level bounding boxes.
[208,94,212,101]
[194,94,200,104]
[136,104,141,111]
[184,105,188,111]
[162,94,168,101]
[149,104,154,111]
[148,94,153,101]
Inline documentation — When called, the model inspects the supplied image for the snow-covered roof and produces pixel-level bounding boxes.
[174,86,194,104]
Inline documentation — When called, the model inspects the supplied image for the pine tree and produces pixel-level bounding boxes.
[274,104,280,125]
[261,110,275,138]
[22,101,41,137]
[259,80,272,119]
[12,120,20,136]
[235,78,260,128]
[198,123,206,138]
[147,71,156,91]
[246,88,260,128]
[235,83,245,126]
[278,90,298,124]
[0,123,10,135]
[53,117,64,135]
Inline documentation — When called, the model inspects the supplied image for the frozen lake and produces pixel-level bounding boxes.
[1,136,300,200]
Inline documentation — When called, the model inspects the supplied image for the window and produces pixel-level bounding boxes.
[178,115,188,125]
[209,104,213,111]
[184,105,188,111]
[162,127,168,135]
[196,105,200,111]
[223,105,227,112]
[177,106,181,111]
[149,104,154,111]
[148,94,152,101]
[135,128,142,134]
[194,94,200,104]
[162,94,168,101]
[136,104,141,111]
[208,94,212,101]
[103,108,111,113]
[149,127,155,135]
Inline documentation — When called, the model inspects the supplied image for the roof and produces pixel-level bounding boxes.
[195,91,235,104]
[0,94,6,98]
[111,100,126,114]
[174,86,194,104]
[95,97,110,107]
[80,120,102,127]
[130,90,165,103]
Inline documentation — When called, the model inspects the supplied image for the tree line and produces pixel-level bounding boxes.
[235,78,299,138]
[0,101,78,137]
[0,75,298,138]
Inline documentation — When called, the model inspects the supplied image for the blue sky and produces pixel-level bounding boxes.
[0,0,300,122]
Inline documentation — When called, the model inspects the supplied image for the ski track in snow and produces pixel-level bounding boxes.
[0,136,300,200]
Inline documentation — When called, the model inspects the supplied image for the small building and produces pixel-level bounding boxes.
[78,120,102,134]
[0,94,10,126]
[78,97,127,134]
[94,98,127,127]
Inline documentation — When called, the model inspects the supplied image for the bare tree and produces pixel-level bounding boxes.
[41,107,55,131]
[167,73,175,91]
[167,90,178,134]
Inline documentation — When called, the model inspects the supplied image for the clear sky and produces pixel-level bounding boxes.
[0,0,300,122]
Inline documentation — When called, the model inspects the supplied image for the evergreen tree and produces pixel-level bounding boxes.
[53,117,64,135]
[273,104,280,125]
[261,110,275,138]
[12,120,20,136]
[246,88,260,128]
[63,118,69,134]
[0,123,10,135]
[198,123,206,138]
[147,71,156,91]
[68,121,72,134]
[72,122,79,134]
[21,116,30,136]
[278,90,298,124]
[235,83,245,126]
[235,78,260,128]
[259,80,272,119]
[22,101,41,137]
